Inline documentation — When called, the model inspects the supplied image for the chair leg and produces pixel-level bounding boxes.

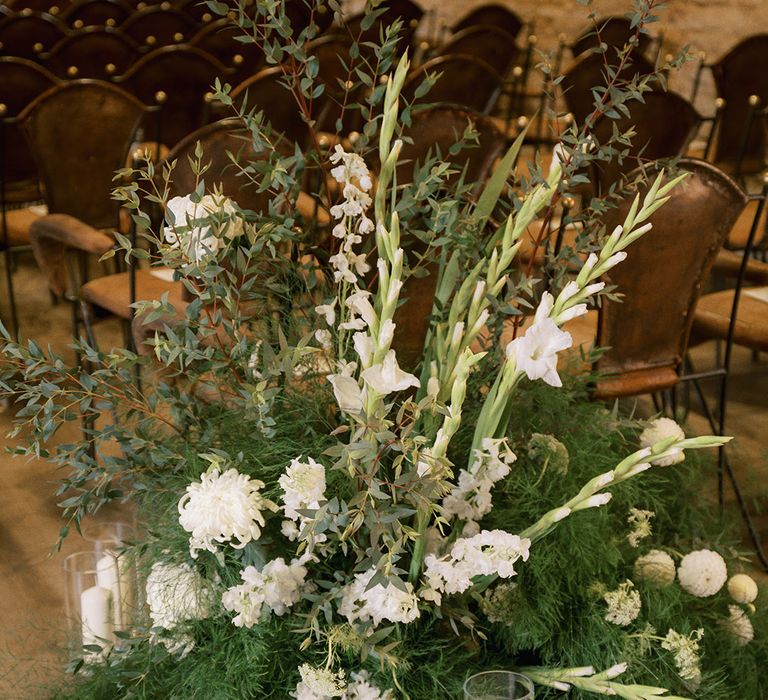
[80,299,99,351]
[3,246,19,339]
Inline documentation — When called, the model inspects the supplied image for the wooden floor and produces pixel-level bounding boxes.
[0,253,766,698]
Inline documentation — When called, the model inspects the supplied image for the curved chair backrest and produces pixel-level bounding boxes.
[403,54,503,115]
[189,18,264,84]
[397,105,505,193]
[595,159,748,391]
[711,34,768,174]
[6,0,73,14]
[342,0,423,52]
[284,0,334,34]
[117,45,230,147]
[590,90,702,194]
[19,79,146,229]
[44,26,140,79]
[175,0,219,23]
[0,12,69,60]
[229,65,312,149]
[120,5,197,47]
[570,15,653,58]
[62,0,132,28]
[0,56,60,197]
[162,118,274,212]
[451,3,523,39]
[439,25,519,77]
[560,50,655,126]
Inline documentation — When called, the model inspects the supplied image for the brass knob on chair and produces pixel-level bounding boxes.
[73,19,83,29]
[564,113,574,125]
[348,131,360,144]
[202,12,212,22]
[379,75,389,85]
[233,54,244,66]
[203,91,214,103]
[716,97,726,109]
[749,94,760,107]
[419,40,429,50]
[318,134,330,148]
[154,90,167,105]
[0,104,7,118]
[409,19,418,28]
[21,8,32,16]
[528,34,537,46]
[49,5,60,14]
[664,53,674,63]
[137,1,146,8]
[173,32,184,42]
[66,65,79,77]
[517,116,528,129]
[106,18,116,27]
[562,196,576,210]
[146,35,157,46]
[161,1,171,9]
[33,42,45,54]
[512,65,523,78]
[105,63,117,75]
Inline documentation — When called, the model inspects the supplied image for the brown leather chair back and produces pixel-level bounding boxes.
[0,56,60,200]
[440,25,519,77]
[117,45,230,147]
[403,54,504,115]
[711,34,768,174]
[561,50,655,126]
[0,12,69,60]
[6,0,73,14]
[162,118,275,212]
[44,26,140,79]
[176,0,220,24]
[571,16,653,58]
[120,5,197,47]
[591,90,702,194]
[62,0,132,28]
[229,66,312,148]
[20,80,146,229]
[451,4,523,39]
[596,159,748,388]
[189,18,264,84]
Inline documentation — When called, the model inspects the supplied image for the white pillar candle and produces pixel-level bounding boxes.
[97,551,134,631]
[80,585,114,651]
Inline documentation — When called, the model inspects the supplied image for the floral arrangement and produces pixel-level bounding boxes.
[1,1,766,699]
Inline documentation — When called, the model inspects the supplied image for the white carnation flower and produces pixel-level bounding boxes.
[603,580,641,626]
[639,417,685,466]
[222,556,308,628]
[178,468,277,559]
[339,569,420,627]
[634,550,676,587]
[728,573,758,604]
[145,561,215,654]
[279,457,327,544]
[505,292,572,388]
[721,605,754,646]
[678,549,727,597]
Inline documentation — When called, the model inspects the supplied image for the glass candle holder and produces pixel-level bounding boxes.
[81,520,136,558]
[464,671,535,700]
[63,551,116,660]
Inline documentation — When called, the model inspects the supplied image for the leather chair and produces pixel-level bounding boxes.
[402,54,504,115]
[439,25,519,78]
[43,26,140,79]
[61,0,132,29]
[5,0,73,14]
[451,4,523,39]
[120,5,197,48]
[188,18,264,84]
[0,57,61,336]
[0,11,69,60]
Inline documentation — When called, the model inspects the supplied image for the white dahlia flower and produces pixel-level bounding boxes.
[678,549,728,597]
[727,573,758,604]
[634,549,676,587]
[639,417,685,465]
[178,467,277,558]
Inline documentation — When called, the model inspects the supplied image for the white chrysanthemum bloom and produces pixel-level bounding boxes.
[164,193,243,262]
[339,569,420,627]
[662,628,703,688]
[506,292,573,387]
[342,671,394,700]
[626,508,655,548]
[639,417,685,466]
[728,573,758,604]
[279,457,326,522]
[634,550,676,587]
[721,605,754,646]
[293,664,346,699]
[178,468,277,558]
[603,580,641,626]
[145,561,215,654]
[678,549,728,597]
[442,438,516,526]
[222,557,308,628]
[361,350,420,396]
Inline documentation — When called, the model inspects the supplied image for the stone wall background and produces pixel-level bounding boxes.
[351,0,768,116]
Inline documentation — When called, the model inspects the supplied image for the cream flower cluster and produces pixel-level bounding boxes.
[222,556,309,628]
[422,531,531,605]
[178,467,277,559]
[677,549,727,597]
[328,145,374,284]
[339,568,420,627]
[603,580,641,626]
[278,457,327,542]
[442,438,516,533]
[639,418,686,466]
[294,664,347,699]
[145,561,215,654]
[661,628,703,688]
[164,193,243,263]
[626,507,655,548]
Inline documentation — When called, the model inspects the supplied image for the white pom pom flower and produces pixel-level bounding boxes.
[178,467,278,559]
[677,549,728,597]
[634,549,676,587]
[639,417,685,466]
[728,573,758,604]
